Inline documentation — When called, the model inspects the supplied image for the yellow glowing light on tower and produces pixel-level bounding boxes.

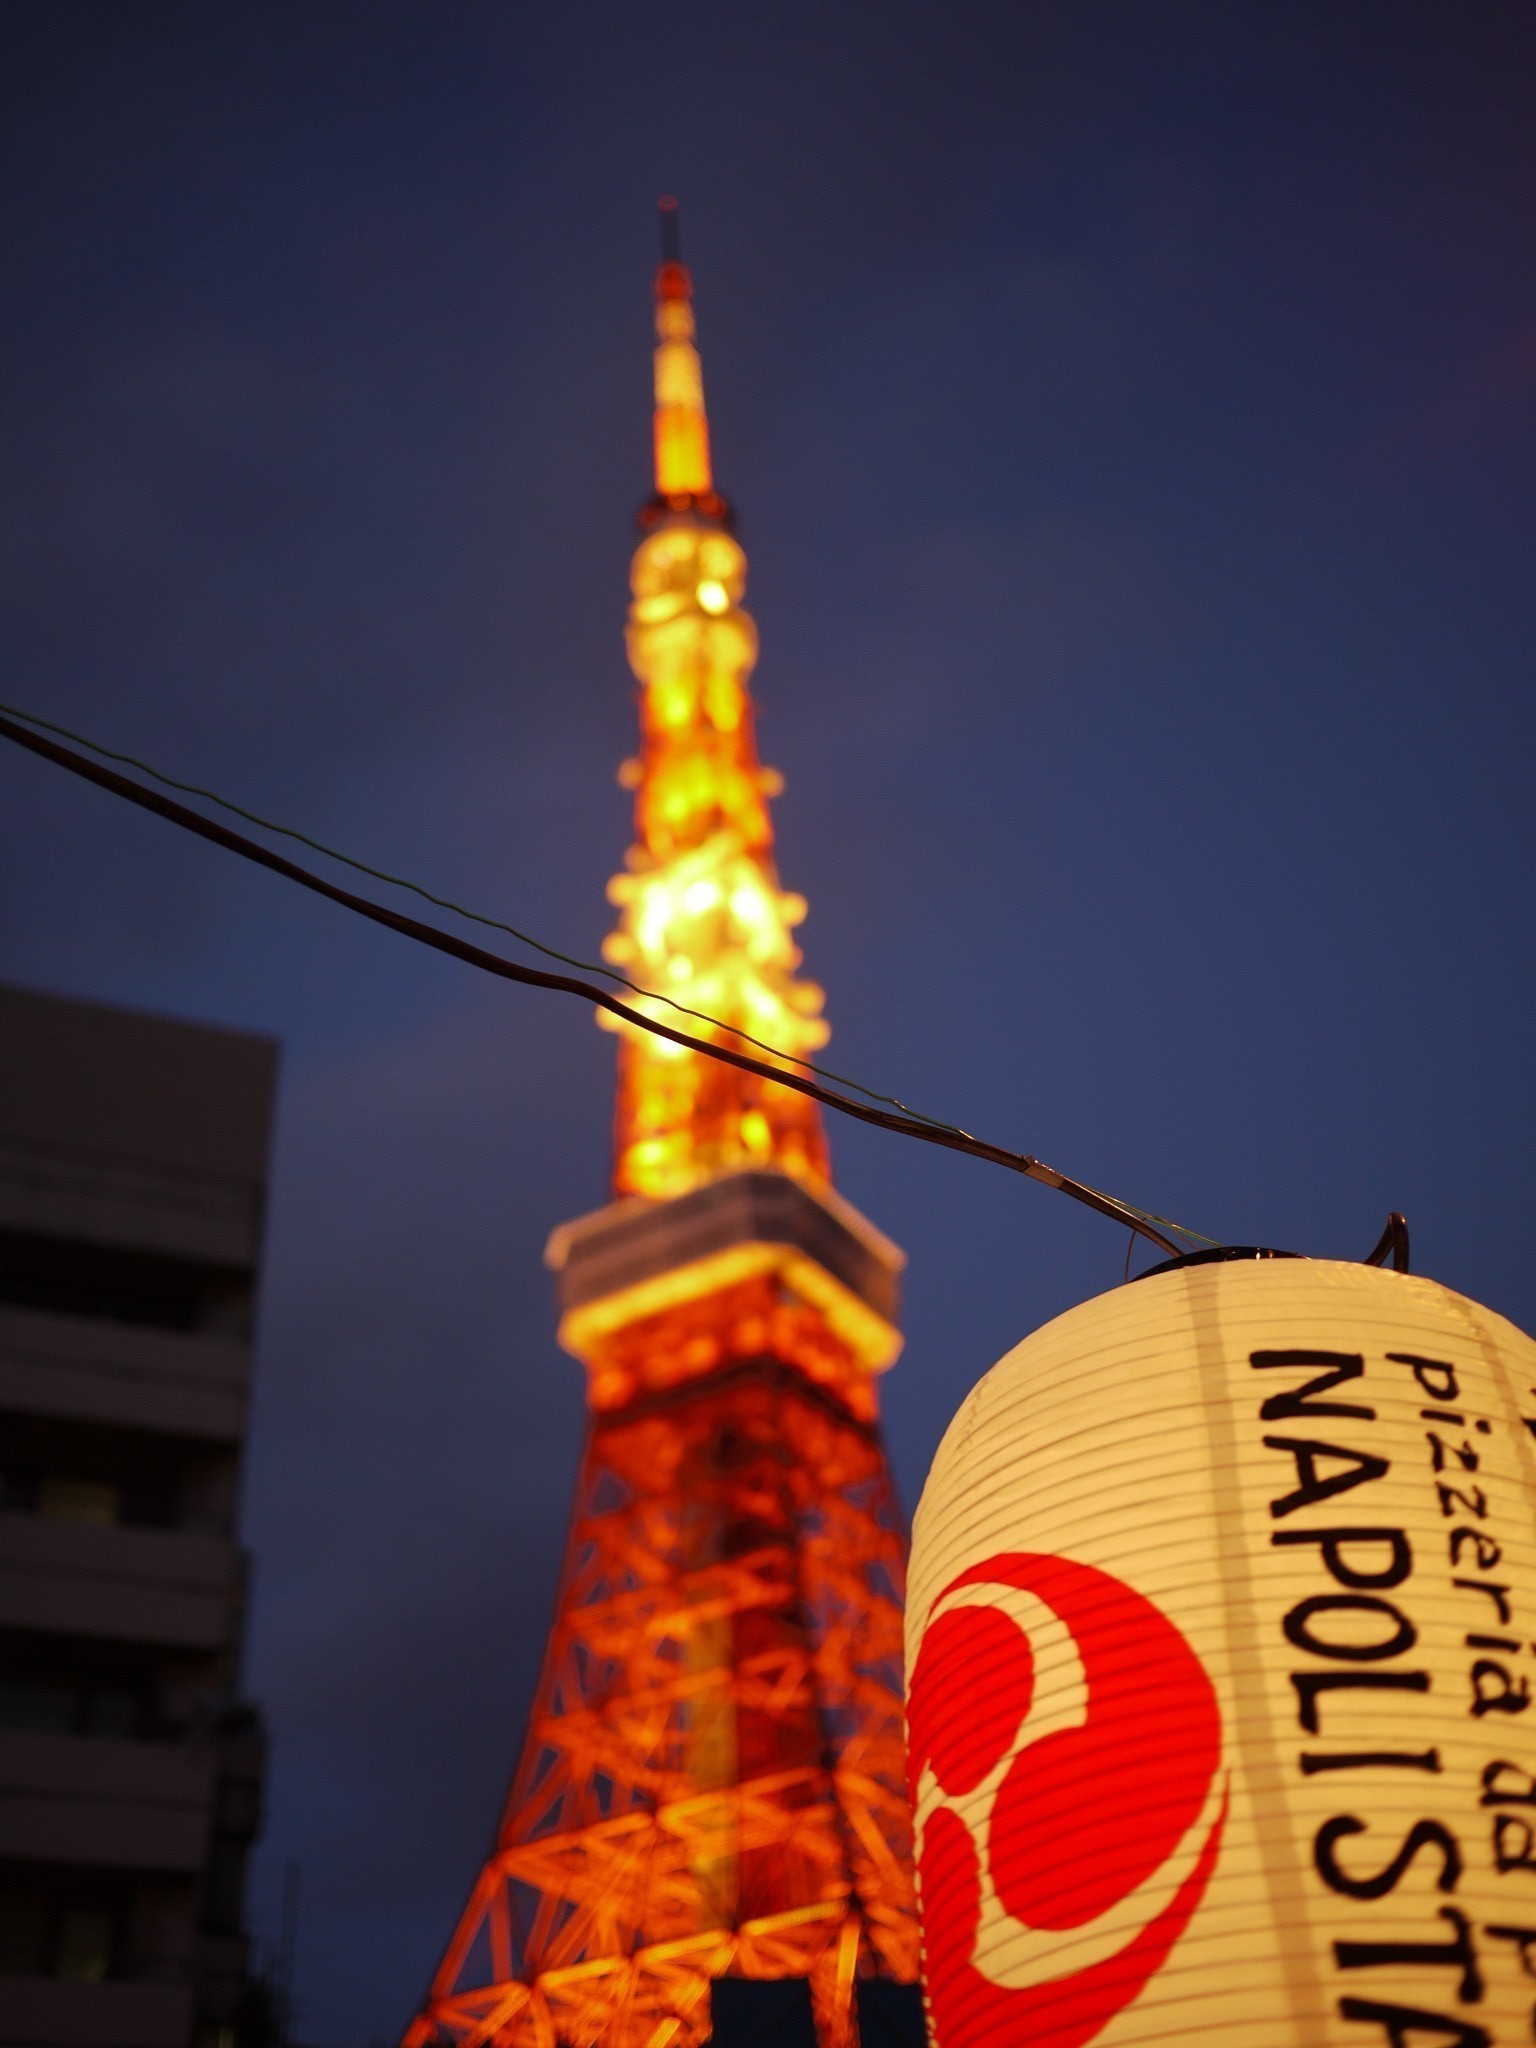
[599,225,831,1202]
[652,249,714,498]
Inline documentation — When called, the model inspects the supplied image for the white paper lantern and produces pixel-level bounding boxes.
[906,1257,1536,2048]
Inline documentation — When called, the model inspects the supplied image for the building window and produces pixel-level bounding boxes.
[0,1638,155,1742]
[0,1887,48,1975]
[0,1228,250,1335]
[0,1411,200,1531]
[0,1882,118,1980]
[203,1837,248,1936]
[36,1478,120,1524]
[57,1907,113,1983]
[0,1680,74,1735]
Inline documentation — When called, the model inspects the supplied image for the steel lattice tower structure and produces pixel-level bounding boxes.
[405,216,920,2048]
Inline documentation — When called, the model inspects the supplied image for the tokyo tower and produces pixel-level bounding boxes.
[405,209,921,2048]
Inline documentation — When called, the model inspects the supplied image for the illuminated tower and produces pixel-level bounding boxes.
[405,212,919,2048]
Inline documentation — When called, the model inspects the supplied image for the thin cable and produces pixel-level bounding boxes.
[0,708,1215,1258]
[0,698,960,1139]
[0,700,1211,1251]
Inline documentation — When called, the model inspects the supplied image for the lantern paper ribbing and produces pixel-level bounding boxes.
[906,1258,1536,2048]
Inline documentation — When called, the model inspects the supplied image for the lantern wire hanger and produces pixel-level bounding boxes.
[1364,1211,1411,1272]
[0,700,1408,1271]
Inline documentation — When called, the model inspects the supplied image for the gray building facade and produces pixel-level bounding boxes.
[0,985,277,2048]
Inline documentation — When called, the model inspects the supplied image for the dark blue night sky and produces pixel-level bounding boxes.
[1,6,1532,2041]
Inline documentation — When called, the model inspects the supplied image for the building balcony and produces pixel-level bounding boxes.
[0,1978,193,2048]
[0,1516,239,1650]
[0,1307,248,1444]
[0,1728,213,1871]
[0,1140,263,1275]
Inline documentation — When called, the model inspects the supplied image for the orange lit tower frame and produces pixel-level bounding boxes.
[405,227,919,2048]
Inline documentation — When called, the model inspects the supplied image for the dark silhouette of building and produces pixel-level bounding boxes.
[0,984,277,2048]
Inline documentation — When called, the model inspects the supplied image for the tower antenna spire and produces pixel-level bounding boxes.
[646,200,728,522]
[657,192,681,266]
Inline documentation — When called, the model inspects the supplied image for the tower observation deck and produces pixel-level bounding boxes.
[404,209,920,2048]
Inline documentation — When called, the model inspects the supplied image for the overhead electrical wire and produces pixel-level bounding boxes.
[0,699,958,1137]
[0,702,1215,1259]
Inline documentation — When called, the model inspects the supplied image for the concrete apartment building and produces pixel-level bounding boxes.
[0,985,276,2048]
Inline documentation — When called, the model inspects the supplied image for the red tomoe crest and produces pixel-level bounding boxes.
[907,1553,1226,2048]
